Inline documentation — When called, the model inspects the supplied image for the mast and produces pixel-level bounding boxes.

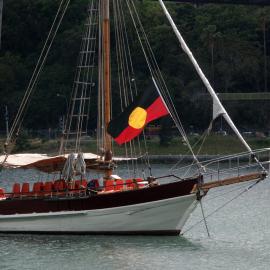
[102,0,112,177]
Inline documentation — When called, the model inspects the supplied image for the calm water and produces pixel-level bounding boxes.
[0,164,270,270]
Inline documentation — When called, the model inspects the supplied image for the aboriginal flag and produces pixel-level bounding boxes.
[107,88,169,145]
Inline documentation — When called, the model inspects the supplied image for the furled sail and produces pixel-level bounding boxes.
[62,153,76,180]
[213,98,226,120]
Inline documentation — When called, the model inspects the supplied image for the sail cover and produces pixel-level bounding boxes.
[213,98,226,120]
[0,153,99,173]
[0,153,135,173]
[107,87,169,144]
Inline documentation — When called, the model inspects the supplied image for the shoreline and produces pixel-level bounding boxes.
[1,136,269,164]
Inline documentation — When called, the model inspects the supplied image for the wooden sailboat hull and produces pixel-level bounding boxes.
[0,178,199,235]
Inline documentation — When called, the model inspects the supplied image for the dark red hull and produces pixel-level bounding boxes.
[0,177,199,215]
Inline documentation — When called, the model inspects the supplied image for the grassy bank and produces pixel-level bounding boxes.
[1,135,269,156]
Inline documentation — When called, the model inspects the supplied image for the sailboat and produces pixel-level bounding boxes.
[0,0,268,235]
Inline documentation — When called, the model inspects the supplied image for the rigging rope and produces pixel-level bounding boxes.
[97,0,104,155]
[125,0,203,171]
[62,0,98,154]
[3,0,71,161]
[112,0,150,177]
[182,179,263,235]
[199,199,211,237]
[158,0,266,172]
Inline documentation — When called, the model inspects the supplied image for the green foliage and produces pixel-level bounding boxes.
[159,118,173,147]
[0,0,269,133]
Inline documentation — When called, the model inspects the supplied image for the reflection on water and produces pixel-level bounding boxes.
[1,230,270,270]
[0,234,202,270]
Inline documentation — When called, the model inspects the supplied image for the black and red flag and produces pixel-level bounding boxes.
[107,87,169,145]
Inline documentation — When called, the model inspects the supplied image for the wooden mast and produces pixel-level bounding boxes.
[102,0,112,178]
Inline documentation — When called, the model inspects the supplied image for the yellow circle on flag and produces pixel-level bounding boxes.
[128,107,147,129]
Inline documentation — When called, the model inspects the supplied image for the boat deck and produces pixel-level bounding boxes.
[0,177,199,215]
[0,178,149,201]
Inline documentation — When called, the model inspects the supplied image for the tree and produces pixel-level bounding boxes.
[200,24,222,86]
[256,7,270,92]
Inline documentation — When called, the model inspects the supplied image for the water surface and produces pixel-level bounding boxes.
[0,165,269,270]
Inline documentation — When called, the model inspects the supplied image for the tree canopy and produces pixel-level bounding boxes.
[0,0,269,136]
